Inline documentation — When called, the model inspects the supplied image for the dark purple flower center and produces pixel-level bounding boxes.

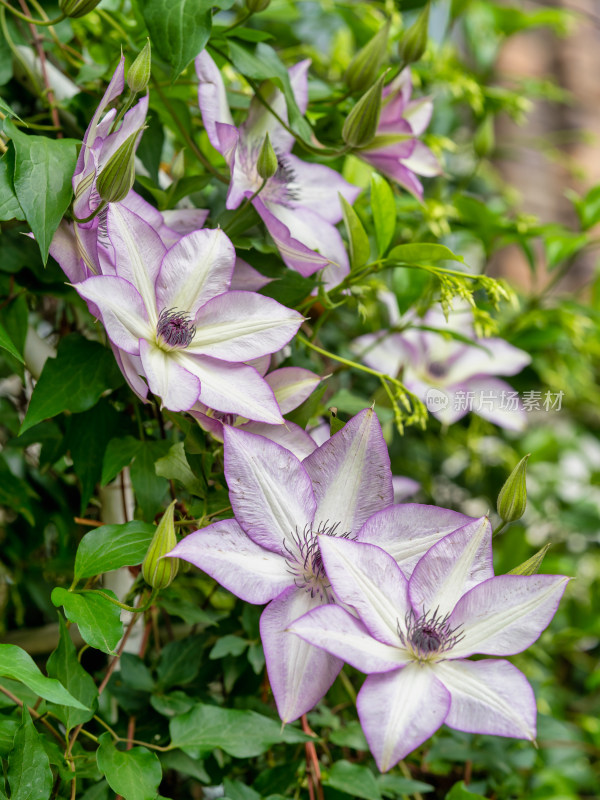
[283,521,353,600]
[428,361,447,379]
[157,308,196,349]
[399,607,464,662]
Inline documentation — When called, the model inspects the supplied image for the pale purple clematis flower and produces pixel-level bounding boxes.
[169,408,473,721]
[290,521,568,771]
[359,67,441,199]
[191,365,322,459]
[196,51,360,289]
[352,306,531,430]
[73,203,302,421]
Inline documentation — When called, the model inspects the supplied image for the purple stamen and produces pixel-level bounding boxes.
[398,606,465,660]
[282,521,353,599]
[157,307,196,349]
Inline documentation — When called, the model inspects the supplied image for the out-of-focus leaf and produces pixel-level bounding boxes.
[445,781,489,800]
[142,0,213,80]
[129,440,171,521]
[156,636,205,690]
[101,435,143,486]
[155,441,205,496]
[20,335,123,435]
[51,588,123,655]
[324,760,382,800]
[377,773,434,796]
[209,634,248,660]
[0,320,23,362]
[340,194,370,270]
[4,120,78,264]
[371,173,395,256]
[388,243,464,264]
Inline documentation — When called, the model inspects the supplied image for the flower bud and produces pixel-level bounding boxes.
[96,130,140,204]
[398,2,430,67]
[245,0,271,11]
[497,454,530,523]
[142,500,179,590]
[59,0,102,18]
[342,72,387,149]
[345,22,390,94]
[474,115,495,158]
[127,40,151,94]
[256,133,278,180]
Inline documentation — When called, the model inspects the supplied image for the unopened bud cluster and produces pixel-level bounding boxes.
[142,500,180,590]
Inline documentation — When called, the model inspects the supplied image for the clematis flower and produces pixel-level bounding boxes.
[191,365,322,459]
[169,408,473,721]
[358,67,441,199]
[352,305,531,430]
[73,203,302,421]
[289,523,568,771]
[196,51,360,289]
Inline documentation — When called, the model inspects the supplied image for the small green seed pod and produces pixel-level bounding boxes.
[398,2,430,67]
[96,130,140,204]
[345,23,390,94]
[257,133,279,180]
[59,0,102,19]
[127,40,152,94]
[142,500,180,590]
[342,72,387,149]
[497,454,530,523]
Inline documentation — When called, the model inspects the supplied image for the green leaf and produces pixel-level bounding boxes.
[0,452,36,525]
[0,320,24,363]
[101,436,143,486]
[0,97,23,122]
[227,41,312,141]
[96,733,162,800]
[324,760,382,800]
[74,521,156,581]
[0,718,18,757]
[574,184,600,230]
[377,774,434,796]
[508,543,551,576]
[340,194,370,270]
[388,243,465,264]
[5,119,78,264]
[46,616,98,729]
[223,779,261,800]
[445,782,489,800]
[329,721,368,750]
[51,588,123,655]
[20,335,123,435]
[155,441,205,496]
[169,703,310,758]
[142,0,212,80]
[156,636,205,690]
[120,653,155,693]
[371,173,395,256]
[209,634,248,660]
[7,707,53,800]
[130,440,171,521]
[0,643,88,709]
[0,146,25,222]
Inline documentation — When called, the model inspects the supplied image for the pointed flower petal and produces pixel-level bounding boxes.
[260,586,343,722]
[265,367,321,414]
[289,604,410,673]
[357,503,473,577]
[196,50,235,153]
[319,537,409,647]
[169,518,292,604]
[434,659,536,740]
[449,574,569,658]
[139,340,200,411]
[239,421,317,461]
[223,426,316,556]
[303,408,393,536]
[408,516,494,618]
[357,665,450,772]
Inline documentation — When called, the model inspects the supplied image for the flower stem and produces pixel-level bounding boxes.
[73,587,158,613]
[0,0,65,25]
[72,201,107,225]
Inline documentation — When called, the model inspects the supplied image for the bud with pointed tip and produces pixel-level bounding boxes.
[345,22,390,94]
[245,0,271,11]
[257,132,278,180]
[398,2,430,67]
[342,72,387,149]
[96,129,140,204]
[497,454,530,523]
[59,0,102,18]
[127,40,151,94]
[142,500,179,590]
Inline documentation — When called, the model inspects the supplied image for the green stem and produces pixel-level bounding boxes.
[72,201,107,225]
[222,179,266,234]
[297,333,396,383]
[110,89,136,133]
[0,0,65,25]
[74,587,158,613]
[151,76,229,184]
[222,9,252,32]
[493,520,507,538]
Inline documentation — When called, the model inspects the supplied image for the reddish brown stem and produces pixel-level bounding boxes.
[0,683,64,744]
[301,714,324,800]
[74,517,104,527]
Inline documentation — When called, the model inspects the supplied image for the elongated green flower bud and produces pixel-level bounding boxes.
[59,0,102,18]
[342,72,387,149]
[142,500,179,590]
[497,454,530,523]
[127,40,151,94]
[345,22,390,94]
[96,130,140,204]
[245,0,271,11]
[257,133,278,180]
[474,115,495,158]
[398,2,430,67]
